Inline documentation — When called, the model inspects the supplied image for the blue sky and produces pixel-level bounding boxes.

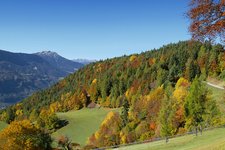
[0,0,190,60]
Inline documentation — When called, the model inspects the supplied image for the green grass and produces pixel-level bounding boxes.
[0,121,7,131]
[52,107,119,146]
[207,84,225,117]
[118,127,225,150]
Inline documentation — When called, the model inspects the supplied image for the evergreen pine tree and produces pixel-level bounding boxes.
[159,86,174,143]
[121,98,129,127]
[184,77,208,136]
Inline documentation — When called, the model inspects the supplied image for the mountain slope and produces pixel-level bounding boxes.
[35,51,83,73]
[0,50,83,106]
[1,41,224,147]
[17,41,225,114]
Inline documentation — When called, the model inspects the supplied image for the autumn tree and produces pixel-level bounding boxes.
[135,121,152,141]
[159,86,174,143]
[37,109,61,130]
[184,77,209,136]
[57,135,72,150]
[29,109,38,122]
[88,111,122,147]
[0,120,52,150]
[187,0,225,42]
[173,77,190,131]
[89,78,100,103]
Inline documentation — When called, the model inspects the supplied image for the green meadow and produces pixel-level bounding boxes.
[0,121,7,131]
[52,107,119,146]
[118,127,225,150]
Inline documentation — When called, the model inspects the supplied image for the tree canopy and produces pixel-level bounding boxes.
[0,120,52,150]
[187,0,225,42]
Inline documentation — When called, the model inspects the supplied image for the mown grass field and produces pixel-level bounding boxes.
[118,127,225,150]
[0,121,7,131]
[52,107,119,146]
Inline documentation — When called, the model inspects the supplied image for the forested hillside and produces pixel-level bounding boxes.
[1,41,224,148]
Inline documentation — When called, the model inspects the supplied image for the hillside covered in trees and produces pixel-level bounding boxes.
[0,41,225,148]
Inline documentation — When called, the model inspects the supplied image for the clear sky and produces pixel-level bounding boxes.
[0,0,191,60]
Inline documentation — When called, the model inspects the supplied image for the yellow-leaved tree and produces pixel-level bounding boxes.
[172,77,190,133]
[88,111,122,147]
[0,120,52,150]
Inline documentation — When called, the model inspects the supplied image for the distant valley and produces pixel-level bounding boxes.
[0,50,87,107]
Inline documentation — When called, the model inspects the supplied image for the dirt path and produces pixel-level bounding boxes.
[205,82,225,90]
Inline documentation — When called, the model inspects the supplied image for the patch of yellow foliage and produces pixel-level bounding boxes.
[129,55,137,62]
[120,131,127,144]
[0,120,40,150]
[145,86,164,102]
[173,77,190,104]
[92,78,97,84]
[175,77,190,89]
[101,111,115,126]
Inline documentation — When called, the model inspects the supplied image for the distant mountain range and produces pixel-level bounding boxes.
[73,58,96,65]
[0,50,85,106]
[35,51,84,73]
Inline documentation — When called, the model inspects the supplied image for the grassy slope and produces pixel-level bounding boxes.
[119,84,225,150]
[207,84,225,118]
[0,121,7,131]
[51,83,224,148]
[52,108,119,146]
[118,127,225,150]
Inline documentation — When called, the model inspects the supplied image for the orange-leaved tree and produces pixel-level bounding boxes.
[187,0,225,42]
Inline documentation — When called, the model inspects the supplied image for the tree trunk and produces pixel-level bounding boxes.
[195,126,198,136]
[200,125,202,135]
[165,137,169,143]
